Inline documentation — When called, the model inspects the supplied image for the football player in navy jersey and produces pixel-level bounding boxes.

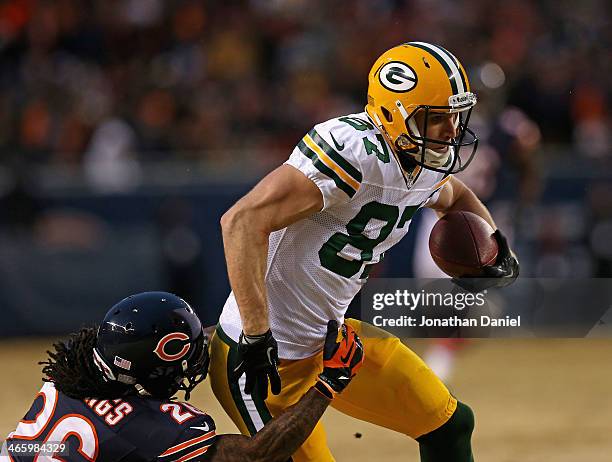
[4,292,364,462]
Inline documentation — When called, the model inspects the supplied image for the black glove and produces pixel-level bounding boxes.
[453,229,520,293]
[232,330,281,400]
[314,320,365,400]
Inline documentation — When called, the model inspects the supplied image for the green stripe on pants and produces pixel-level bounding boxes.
[216,325,274,435]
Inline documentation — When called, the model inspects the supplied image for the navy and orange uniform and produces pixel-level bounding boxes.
[4,382,217,461]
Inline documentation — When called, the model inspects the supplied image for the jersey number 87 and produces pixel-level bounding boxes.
[319,201,419,278]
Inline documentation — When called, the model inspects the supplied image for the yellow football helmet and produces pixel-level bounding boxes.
[365,42,478,174]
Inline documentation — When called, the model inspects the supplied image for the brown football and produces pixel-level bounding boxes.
[429,211,499,278]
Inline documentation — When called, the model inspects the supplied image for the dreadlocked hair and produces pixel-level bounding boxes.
[40,326,132,400]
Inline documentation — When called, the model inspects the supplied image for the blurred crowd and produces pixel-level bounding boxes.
[0,0,611,333]
[0,0,611,291]
[0,0,610,168]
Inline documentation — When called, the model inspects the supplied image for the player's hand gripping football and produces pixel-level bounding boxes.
[233,330,281,400]
[453,229,520,293]
[314,320,365,400]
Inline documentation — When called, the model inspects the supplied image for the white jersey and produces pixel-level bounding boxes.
[219,112,450,359]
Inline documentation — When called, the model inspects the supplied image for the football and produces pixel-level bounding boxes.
[429,211,499,278]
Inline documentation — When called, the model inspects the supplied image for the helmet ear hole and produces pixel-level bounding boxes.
[381,107,393,123]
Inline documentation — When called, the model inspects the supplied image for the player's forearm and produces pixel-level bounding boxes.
[220,166,323,336]
[207,388,329,462]
[221,206,270,335]
[249,387,330,461]
[431,178,496,229]
[447,185,495,228]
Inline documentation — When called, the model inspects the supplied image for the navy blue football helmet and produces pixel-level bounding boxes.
[93,292,209,400]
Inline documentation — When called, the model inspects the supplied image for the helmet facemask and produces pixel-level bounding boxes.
[365,42,480,176]
[176,330,209,400]
[393,93,478,174]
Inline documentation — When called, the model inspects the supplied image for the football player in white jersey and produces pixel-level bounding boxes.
[209,42,519,461]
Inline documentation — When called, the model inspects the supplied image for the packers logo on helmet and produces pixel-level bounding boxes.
[378,61,418,93]
[366,42,479,174]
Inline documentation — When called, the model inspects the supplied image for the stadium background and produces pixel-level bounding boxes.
[1,0,611,460]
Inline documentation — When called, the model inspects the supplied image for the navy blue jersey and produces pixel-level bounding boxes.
[5,382,217,461]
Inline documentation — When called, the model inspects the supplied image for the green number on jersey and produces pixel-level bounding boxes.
[338,116,374,131]
[319,201,399,278]
[363,134,390,163]
[397,205,419,228]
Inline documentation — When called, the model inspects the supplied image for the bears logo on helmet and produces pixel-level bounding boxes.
[94,292,209,400]
[154,332,192,362]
